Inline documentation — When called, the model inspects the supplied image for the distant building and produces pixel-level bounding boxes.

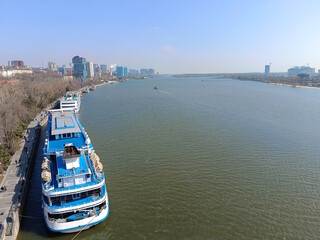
[100,64,107,74]
[124,67,128,76]
[116,66,124,77]
[10,60,24,68]
[86,61,94,78]
[0,66,33,77]
[140,68,148,75]
[129,69,139,75]
[58,65,66,75]
[72,56,88,82]
[265,65,270,75]
[288,66,315,77]
[48,61,57,71]
[93,64,99,73]
[148,68,155,75]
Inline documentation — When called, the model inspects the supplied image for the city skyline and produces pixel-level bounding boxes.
[1,0,320,74]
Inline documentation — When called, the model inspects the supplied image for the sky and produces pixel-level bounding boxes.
[1,0,320,74]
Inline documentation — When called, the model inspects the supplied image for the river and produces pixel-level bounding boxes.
[19,76,320,239]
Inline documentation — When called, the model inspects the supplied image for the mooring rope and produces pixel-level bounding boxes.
[71,214,98,240]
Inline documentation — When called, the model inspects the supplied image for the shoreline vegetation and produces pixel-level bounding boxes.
[0,71,154,174]
[0,72,118,173]
[173,73,320,89]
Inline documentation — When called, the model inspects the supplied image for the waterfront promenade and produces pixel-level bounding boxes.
[0,109,48,239]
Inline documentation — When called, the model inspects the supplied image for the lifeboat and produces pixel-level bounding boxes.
[97,162,103,171]
[91,153,103,171]
[41,169,51,182]
[41,157,50,170]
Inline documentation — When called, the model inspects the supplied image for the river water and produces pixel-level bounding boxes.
[19,76,320,239]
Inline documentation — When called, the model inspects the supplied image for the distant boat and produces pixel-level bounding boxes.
[89,85,96,91]
[82,88,90,94]
[154,86,158,90]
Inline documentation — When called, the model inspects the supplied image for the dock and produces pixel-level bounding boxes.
[0,103,55,239]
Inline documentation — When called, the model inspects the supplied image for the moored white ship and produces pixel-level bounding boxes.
[60,92,81,113]
[42,110,109,233]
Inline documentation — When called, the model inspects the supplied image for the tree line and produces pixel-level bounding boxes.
[0,72,102,173]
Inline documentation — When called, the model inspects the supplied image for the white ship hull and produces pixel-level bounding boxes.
[44,200,109,233]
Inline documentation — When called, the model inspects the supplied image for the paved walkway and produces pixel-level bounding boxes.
[0,108,49,239]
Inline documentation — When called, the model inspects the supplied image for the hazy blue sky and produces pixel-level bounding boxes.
[1,0,320,73]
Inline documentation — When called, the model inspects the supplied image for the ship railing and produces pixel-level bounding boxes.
[44,148,64,155]
[43,181,53,191]
[48,203,105,223]
[50,194,104,210]
[49,217,67,223]
[47,178,103,193]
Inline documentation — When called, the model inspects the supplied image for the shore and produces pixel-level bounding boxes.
[0,79,117,239]
[268,82,320,90]
[0,109,47,239]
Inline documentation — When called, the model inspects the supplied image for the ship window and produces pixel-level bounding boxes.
[63,133,67,138]
[72,193,81,200]
[67,133,71,138]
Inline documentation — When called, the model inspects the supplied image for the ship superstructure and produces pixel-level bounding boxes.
[60,92,81,113]
[42,110,108,233]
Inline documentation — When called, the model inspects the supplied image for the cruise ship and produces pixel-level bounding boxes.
[42,110,109,233]
[60,92,81,113]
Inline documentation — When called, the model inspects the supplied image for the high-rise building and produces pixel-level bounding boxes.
[93,64,99,73]
[86,61,94,78]
[100,64,107,74]
[48,61,57,71]
[124,67,128,76]
[11,60,24,68]
[129,69,139,75]
[72,56,88,82]
[116,66,124,77]
[140,68,148,75]
[265,65,270,75]
[58,65,66,75]
[147,68,155,75]
[288,66,315,77]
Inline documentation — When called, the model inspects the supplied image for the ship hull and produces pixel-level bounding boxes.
[44,200,109,233]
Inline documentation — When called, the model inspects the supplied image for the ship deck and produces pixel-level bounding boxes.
[56,154,89,178]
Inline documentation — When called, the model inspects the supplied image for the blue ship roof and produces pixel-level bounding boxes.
[45,111,92,153]
[51,111,81,135]
[56,153,89,178]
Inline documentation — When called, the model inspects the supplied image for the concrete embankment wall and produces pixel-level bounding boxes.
[19,126,41,221]
[0,108,49,239]
[1,124,43,240]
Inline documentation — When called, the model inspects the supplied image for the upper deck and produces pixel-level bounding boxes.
[44,110,92,154]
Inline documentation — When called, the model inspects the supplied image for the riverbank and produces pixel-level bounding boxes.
[0,109,46,239]
[0,78,117,239]
[268,82,320,90]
